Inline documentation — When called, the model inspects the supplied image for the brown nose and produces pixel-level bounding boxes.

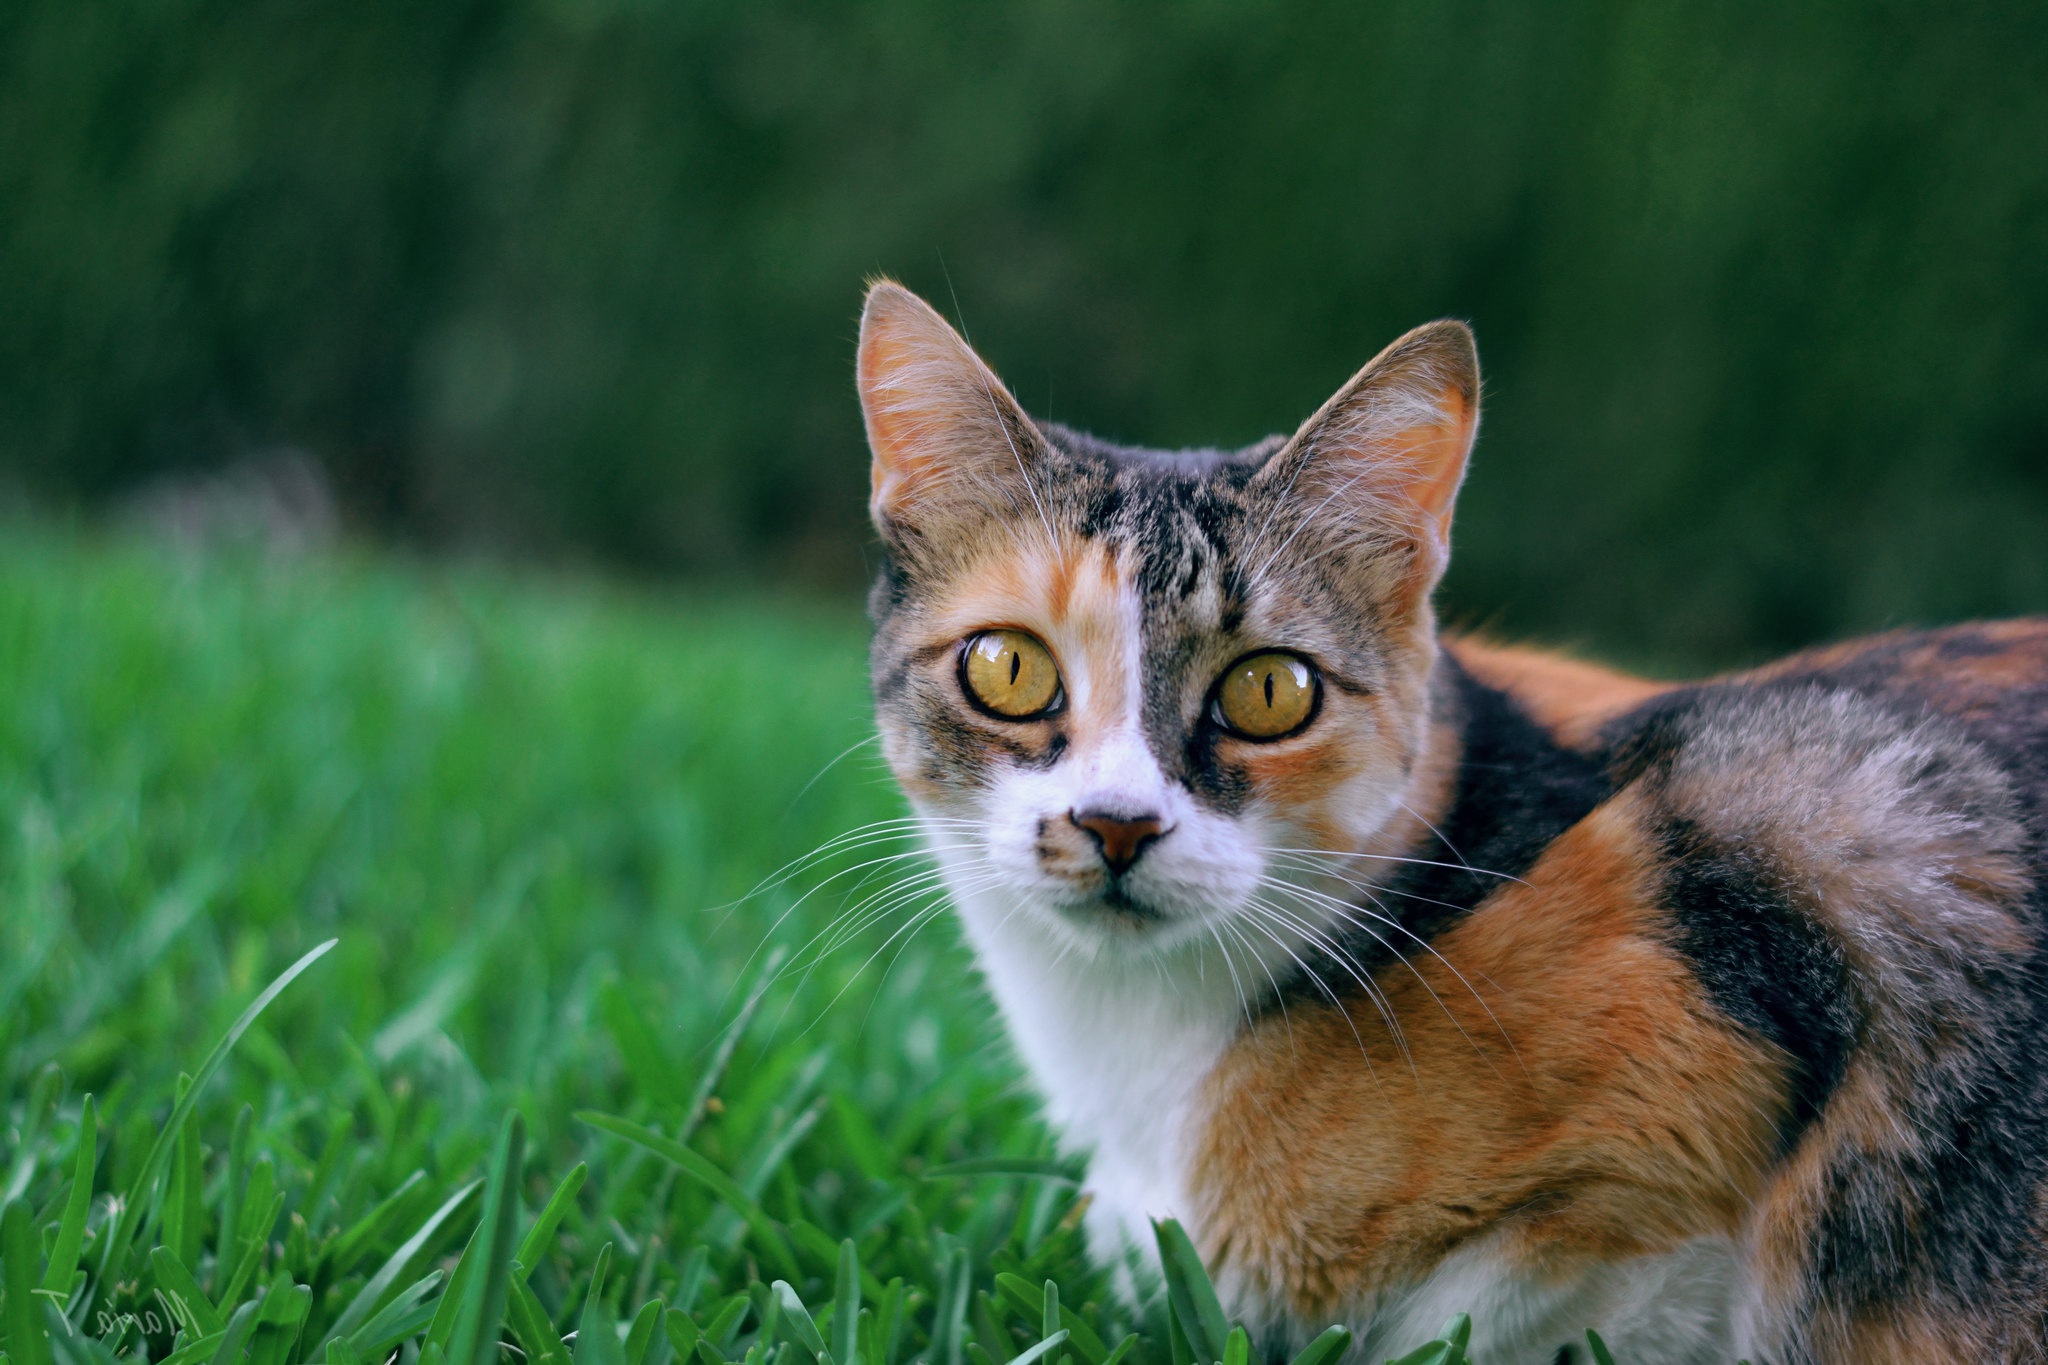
[1069,809,1166,876]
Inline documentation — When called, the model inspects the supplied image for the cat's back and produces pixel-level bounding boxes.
[1741,616,2048,793]
[1589,618,2048,1359]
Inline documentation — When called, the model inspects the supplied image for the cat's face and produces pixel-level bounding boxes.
[858,282,1478,963]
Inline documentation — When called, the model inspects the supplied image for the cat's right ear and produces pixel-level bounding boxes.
[1254,319,1481,589]
[857,280,1047,547]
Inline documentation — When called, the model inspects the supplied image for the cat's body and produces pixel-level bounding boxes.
[854,281,2048,1363]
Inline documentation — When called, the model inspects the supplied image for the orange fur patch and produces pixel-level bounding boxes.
[1445,638,1675,748]
[1192,795,1788,1321]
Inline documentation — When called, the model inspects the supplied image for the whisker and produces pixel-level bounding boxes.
[772,869,1007,1041]
[780,732,886,817]
[1395,798,1474,874]
[1206,925,1256,1036]
[1258,871,1521,1077]
[1256,844,1526,885]
[1265,851,1489,919]
[730,846,960,987]
[1241,896,1413,1070]
[1232,903,1392,1089]
[1216,916,1297,1058]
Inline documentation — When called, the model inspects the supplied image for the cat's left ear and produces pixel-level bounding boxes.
[856,279,1051,551]
[1257,320,1479,577]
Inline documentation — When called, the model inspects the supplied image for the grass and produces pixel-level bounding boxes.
[0,527,1603,1365]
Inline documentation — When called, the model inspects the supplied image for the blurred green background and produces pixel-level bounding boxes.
[6,0,2047,667]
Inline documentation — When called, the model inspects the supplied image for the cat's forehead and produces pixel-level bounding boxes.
[1042,426,1281,609]
[907,472,1296,660]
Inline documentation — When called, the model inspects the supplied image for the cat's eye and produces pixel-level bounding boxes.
[1213,652,1319,739]
[960,630,1063,719]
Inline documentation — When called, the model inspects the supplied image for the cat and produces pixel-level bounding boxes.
[853,279,2048,1364]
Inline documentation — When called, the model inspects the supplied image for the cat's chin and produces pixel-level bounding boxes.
[1031,887,1233,961]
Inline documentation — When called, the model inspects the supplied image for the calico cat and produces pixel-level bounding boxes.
[853,280,2048,1364]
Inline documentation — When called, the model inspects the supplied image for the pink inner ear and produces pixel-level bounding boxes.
[856,287,992,517]
[857,282,1048,532]
[1396,386,1477,538]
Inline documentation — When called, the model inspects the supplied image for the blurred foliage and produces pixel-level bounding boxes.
[3,1,2046,666]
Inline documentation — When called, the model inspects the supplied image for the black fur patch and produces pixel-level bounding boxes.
[1282,655,1610,996]
[1653,814,1856,1144]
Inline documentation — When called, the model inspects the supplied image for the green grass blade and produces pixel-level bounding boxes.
[218,1189,283,1311]
[446,1113,525,1365]
[1384,1318,1469,1365]
[346,1271,444,1358]
[3,1199,56,1365]
[624,1298,666,1365]
[576,1243,624,1365]
[933,1247,970,1365]
[1438,1315,1469,1352]
[206,1300,262,1365]
[664,1310,702,1364]
[600,980,687,1102]
[832,1240,861,1365]
[919,1160,1077,1184]
[1164,1305,1191,1365]
[1000,1332,1067,1365]
[159,1329,231,1365]
[328,1170,428,1277]
[216,1106,253,1292]
[770,1282,826,1360]
[683,949,785,1145]
[990,1277,1107,1365]
[508,1274,570,1365]
[39,1095,96,1300]
[574,1112,797,1280]
[247,1283,313,1365]
[93,940,337,1310]
[321,1177,483,1350]
[1584,1330,1617,1365]
[1284,1326,1350,1365]
[515,1162,587,1281]
[423,1224,484,1352]
[165,1077,202,1272]
[1151,1219,1227,1365]
[149,1246,226,1336]
[702,1295,750,1354]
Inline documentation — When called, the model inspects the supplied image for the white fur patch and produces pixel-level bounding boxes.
[1346,1237,1740,1365]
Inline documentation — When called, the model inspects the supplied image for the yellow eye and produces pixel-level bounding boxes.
[1215,652,1319,739]
[961,630,1062,718]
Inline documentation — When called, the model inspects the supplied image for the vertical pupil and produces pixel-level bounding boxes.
[1263,671,1274,708]
[1009,651,1020,685]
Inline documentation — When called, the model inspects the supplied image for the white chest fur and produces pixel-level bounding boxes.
[941,871,1246,1275]
[1353,1238,1739,1365]
[935,857,1743,1364]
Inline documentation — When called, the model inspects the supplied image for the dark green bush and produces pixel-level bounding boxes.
[5,1,2046,665]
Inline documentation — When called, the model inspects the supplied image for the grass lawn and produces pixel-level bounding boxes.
[0,528,1563,1365]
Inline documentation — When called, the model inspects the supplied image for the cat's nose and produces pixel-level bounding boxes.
[1069,809,1166,876]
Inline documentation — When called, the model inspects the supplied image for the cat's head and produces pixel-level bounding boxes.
[858,281,1477,963]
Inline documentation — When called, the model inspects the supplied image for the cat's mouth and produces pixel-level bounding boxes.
[1093,885,1165,924]
[1045,881,1178,939]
